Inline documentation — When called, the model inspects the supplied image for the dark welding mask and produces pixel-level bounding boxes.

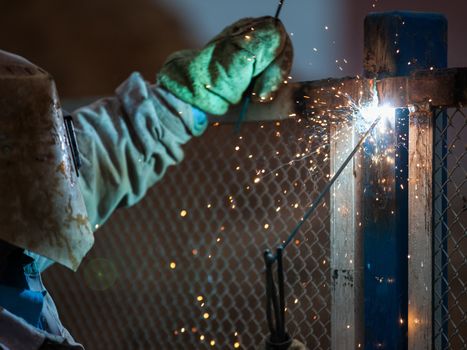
[0,50,93,271]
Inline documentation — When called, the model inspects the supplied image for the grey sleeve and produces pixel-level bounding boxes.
[0,307,45,350]
[73,72,208,230]
[0,306,85,350]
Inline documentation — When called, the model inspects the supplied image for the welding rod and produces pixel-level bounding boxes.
[277,115,382,256]
[274,0,285,19]
[235,0,286,132]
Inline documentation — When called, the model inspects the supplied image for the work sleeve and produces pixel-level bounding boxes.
[73,72,208,230]
[0,306,84,349]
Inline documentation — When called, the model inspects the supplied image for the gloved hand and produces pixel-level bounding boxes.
[157,16,293,115]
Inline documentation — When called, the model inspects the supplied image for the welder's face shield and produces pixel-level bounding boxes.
[0,51,94,271]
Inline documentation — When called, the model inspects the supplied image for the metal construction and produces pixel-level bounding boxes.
[43,11,466,350]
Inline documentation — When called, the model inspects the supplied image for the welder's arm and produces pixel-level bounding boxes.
[74,16,292,229]
[74,74,208,229]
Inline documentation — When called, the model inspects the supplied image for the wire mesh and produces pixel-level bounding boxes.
[433,107,467,350]
[44,118,332,349]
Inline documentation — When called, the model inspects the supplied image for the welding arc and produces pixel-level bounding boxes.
[274,115,383,259]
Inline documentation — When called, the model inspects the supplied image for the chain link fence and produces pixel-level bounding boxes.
[44,118,333,349]
[433,107,467,350]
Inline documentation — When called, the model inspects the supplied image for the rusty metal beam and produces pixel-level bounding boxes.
[220,67,467,123]
[377,67,467,108]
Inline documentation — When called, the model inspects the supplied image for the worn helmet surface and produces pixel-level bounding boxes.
[0,50,93,270]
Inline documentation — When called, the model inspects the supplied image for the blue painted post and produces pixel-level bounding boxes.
[363,12,447,350]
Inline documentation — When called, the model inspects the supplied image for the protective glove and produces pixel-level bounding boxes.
[157,16,293,115]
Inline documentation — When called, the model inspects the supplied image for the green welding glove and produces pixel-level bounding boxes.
[157,16,293,115]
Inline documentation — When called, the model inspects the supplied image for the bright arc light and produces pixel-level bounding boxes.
[361,105,394,123]
[359,104,395,133]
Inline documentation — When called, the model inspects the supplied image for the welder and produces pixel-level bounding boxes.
[0,16,293,349]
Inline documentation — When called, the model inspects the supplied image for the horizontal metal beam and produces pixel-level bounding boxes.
[219,67,467,123]
[377,67,467,108]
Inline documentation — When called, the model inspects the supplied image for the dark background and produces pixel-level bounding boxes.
[0,0,466,98]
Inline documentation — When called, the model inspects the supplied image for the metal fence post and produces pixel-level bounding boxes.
[408,103,435,350]
[432,110,449,350]
[330,119,364,349]
[363,12,447,350]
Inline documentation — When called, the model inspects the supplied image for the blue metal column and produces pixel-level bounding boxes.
[362,12,447,350]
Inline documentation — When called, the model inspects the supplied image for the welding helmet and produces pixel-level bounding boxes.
[0,50,93,271]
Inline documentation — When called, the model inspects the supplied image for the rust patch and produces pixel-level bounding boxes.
[68,213,89,227]
[56,161,67,176]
